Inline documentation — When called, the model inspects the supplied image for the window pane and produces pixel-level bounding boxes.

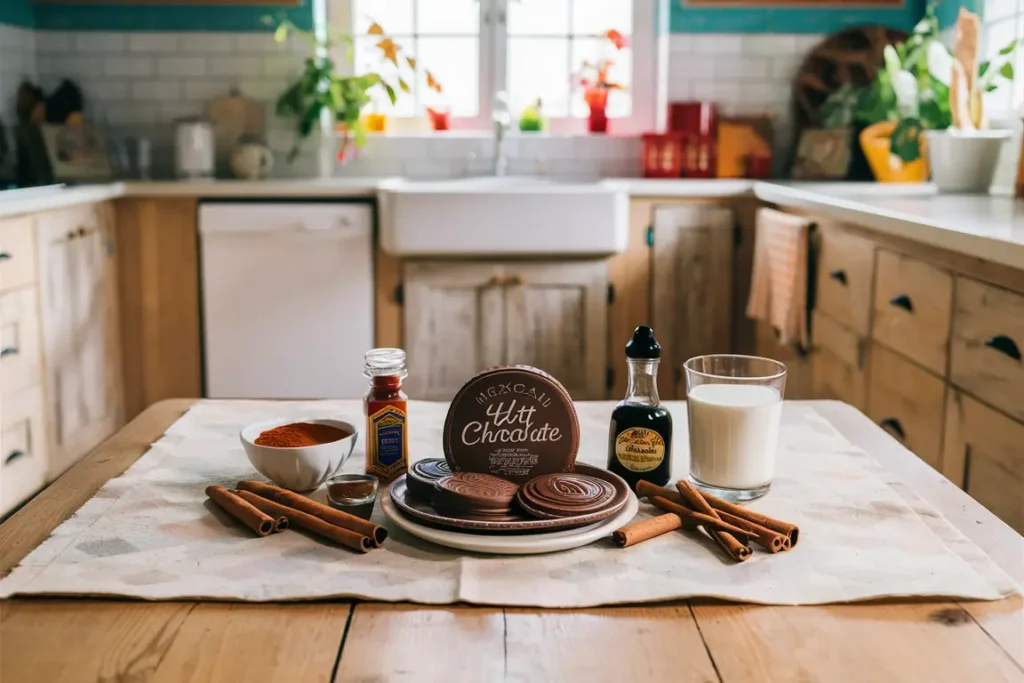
[508,37,571,117]
[572,0,632,36]
[355,37,417,117]
[508,0,570,35]
[354,0,413,35]
[418,0,479,35]
[418,37,479,116]
[571,37,632,117]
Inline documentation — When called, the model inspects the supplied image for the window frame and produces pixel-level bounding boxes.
[326,0,665,135]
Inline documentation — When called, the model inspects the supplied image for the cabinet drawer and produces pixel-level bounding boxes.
[950,278,1024,422]
[1,385,48,517]
[0,216,37,292]
[943,392,1024,534]
[867,344,946,471]
[814,226,875,335]
[811,311,867,409]
[872,250,952,376]
[0,287,42,397]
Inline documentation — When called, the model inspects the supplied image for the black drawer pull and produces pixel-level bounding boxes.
[879,418,906,440]
[984,335,1021,361]
[0,252,10,261]
[828,269,847,286]
[889,294,914,312]
[4,450,25,466]
[0,347,18,358]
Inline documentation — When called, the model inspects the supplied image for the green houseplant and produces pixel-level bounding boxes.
[267,17,438,163]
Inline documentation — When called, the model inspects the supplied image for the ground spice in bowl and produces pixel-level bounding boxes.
[255,422,351,448]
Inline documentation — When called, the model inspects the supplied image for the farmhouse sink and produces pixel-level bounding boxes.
[378,177,628,257]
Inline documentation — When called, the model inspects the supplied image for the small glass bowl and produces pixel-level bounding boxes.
[326,474,379,520]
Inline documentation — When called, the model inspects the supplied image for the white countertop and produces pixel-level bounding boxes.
[2,177,1023,270]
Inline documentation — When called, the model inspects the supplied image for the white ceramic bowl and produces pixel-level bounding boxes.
[240,417,358,492]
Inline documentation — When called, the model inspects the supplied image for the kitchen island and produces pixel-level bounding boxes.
[0,398,1021,683]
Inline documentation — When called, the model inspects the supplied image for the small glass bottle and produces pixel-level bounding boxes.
[607,326,673,490]
[364,348,409,482]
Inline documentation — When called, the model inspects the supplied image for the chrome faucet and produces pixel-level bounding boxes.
[492,91,511,176]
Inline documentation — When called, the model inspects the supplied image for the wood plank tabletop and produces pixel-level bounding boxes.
[1,399,1021,683]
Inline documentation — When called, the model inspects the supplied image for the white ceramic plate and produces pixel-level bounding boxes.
[382,489,639,555]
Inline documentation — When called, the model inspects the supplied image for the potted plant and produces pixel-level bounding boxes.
[854,5,950,182]
[576,29,629,134]
[926,8,1019,192]
[268,18,434,164]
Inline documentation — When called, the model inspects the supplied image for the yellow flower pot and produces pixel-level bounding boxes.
[364,113,387,133]
[859,121,929,183]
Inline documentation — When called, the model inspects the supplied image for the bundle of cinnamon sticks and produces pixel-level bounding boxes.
[205,480,387,553]
[612,480,799,562]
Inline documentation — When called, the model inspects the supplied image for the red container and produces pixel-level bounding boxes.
[681,133,716,178]
[642,133,684,178]
[669,101,717,135]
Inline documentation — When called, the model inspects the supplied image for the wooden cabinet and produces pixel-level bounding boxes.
[404,260,608,401]
[872,250,953,376]
[866,345,946,471]
[943,391,1024,534]
[650,204,734,399]
[36,204,124,479]
[810,310,867,410]
[815,225,875,335]
[950,277,1024,422]
[0,216,37,292]
[0,384,48,517]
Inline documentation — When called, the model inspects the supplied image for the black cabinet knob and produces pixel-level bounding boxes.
[4,450,25,466]
[0,347,18,358]
[983,335,1021,361]
[889,294,914,312]
[828,269,847,286]
[879,418,906,440]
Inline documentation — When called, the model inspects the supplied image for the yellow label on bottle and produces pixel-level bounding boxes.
[614,428,665,473]
[367,405,408,480]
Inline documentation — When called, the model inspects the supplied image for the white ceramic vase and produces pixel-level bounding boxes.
[926,129,1011,193]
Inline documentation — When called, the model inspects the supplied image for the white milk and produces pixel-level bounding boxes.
[686,383,782,489]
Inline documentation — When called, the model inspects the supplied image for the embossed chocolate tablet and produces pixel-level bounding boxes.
[406,458,452,499]
[517,473,617,519]
[432,472,519,517]
[443,365,580,483]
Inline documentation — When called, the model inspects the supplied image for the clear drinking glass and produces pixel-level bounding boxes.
[683,355,787,502]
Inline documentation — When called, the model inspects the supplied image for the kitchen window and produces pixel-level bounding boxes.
[982,0,1024,119]
[330,0,663,134]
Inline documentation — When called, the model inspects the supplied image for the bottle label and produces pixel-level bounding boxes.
[614,427,665,473]
[368,404,408,479]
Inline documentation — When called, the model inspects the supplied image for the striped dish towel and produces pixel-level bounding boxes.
[747,208,812,347]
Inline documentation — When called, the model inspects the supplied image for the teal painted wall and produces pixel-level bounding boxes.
[33,1,313,32]
[0,0,35,27]
[671,0,926,33]
[936,0,979,28]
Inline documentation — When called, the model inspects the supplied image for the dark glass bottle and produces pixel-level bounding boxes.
[607,326,673,490]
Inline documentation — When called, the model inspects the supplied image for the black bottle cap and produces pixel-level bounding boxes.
[625,326,661,359]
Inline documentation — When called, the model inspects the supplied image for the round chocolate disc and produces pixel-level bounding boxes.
[432,472,519,516]
[406,458,452,499]
[516,473,617,519]
[442,365,580,484]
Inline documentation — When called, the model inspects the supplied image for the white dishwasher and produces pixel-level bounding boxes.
[199,202,374,399]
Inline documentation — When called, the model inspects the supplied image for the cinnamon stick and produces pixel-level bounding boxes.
[650,496,753,539]
[713,508,786,553]
[235,490,373,553]
[636,480,800,548]
[673,480,751,562]
[612,513,683,548]
[236,479,387,547]
[206,485,275,536]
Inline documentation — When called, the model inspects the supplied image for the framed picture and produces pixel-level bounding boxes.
[40,124,112,182]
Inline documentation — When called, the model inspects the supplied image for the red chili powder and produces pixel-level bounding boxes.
[255,422,350,448]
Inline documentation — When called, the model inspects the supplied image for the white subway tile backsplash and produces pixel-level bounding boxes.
[128,33,180,53]
[234,34,277,53]
[238,79,282,101]
[770,56,801,80]
[132,80,182,102]
[157,56,207,78]
[76,32,126,53]
[160,100,204,122]
[180,33,237,53]
[743,34,798,56]
[690,34,744,55]
[35,31,74,53]
[82,79,130,100]
[184,79,234,101]
[264,54,300,78]
[209,56,264,78]
[714,56,770,80]
[105,56,155,77]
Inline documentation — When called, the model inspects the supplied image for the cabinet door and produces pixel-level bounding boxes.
[504,261,608,400]
[651,204,734,399]
[403,262,505,400]
[810,310,868,410]
[36,205,123,478]
[943,391,1024,534]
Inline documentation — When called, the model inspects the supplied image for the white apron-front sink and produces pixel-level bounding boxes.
[378,177,629,257]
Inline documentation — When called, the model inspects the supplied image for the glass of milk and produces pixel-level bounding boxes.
[684,355,786,502]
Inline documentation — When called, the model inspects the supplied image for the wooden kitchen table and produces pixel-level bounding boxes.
[1,400,1021,683]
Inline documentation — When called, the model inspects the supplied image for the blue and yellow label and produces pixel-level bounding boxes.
[367,405,408,479]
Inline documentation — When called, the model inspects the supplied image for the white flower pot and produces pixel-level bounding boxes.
[926,129,1012,193]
